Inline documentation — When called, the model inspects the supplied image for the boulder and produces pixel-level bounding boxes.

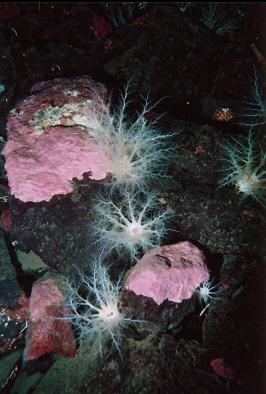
[3,76,109,203]
[24,273,76,361]
[124,241,209,305]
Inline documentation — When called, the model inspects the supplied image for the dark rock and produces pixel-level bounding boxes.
[121,289,198,337]
[0,295,28,354]
[0,229,21,308]
[32,337,227,394]
[23,353,56,376]
[202,258,266,393]
[0,134,7,181]
[0,350,22,392]
[16,250,48,277]
[0,312,23,353]
[10,179,105,273]
[169,188,262,255]
[10,371,42,394]
[122,338,225,394]
[166,123,265,255]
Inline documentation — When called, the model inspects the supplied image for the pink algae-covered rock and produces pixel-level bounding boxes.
[124,241,209,305]
[3,76,111,202]
[25,275,76,361]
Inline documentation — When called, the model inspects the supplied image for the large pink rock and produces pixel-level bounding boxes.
[124,241,209,305]
[25,275,76,361]
[3,77,110,202]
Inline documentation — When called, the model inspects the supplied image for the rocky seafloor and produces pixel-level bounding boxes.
[0,3,265,394]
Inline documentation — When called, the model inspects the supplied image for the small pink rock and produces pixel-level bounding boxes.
[25,276,76,361]
[124,241,209,305]
[210,358,235,381]
[221,281,230,290]
[3,76,111,202]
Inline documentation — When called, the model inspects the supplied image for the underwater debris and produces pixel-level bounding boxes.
[212,108,233,122]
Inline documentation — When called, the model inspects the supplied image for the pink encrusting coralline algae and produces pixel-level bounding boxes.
[24,275,76,361]
[3,77,111,202]
[124,241,209,305]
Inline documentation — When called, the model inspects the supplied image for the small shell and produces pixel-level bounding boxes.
[212,108,233,122]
